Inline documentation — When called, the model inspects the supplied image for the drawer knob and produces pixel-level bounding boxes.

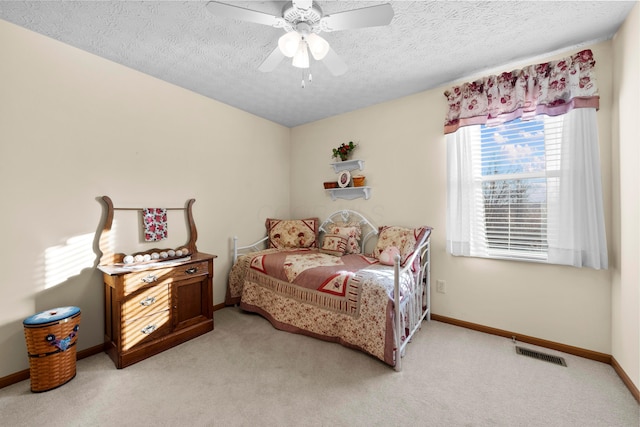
[141,275,158,283]
[140,324,157,335]
[139,296,156,306]
[185,267,198,274]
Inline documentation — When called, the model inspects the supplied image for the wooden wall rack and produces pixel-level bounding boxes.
[98,195,198,266]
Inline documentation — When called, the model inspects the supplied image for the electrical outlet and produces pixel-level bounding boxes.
[436,279,446,294]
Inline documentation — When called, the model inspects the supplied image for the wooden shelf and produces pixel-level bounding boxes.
[326,186,371,201]
[331,159,364,173]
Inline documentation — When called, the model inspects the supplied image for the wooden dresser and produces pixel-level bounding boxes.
[100,252,215,368]
[97,196,215,368]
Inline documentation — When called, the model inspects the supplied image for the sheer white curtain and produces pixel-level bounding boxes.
[445,126,486,257]
[547,108,608,269]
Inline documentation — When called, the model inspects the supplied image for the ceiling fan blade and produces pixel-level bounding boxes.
[292,0,313,11]
[321,48,348,76]
[206,1,282,27]
[321,3,394,32]
[258,47,285,72]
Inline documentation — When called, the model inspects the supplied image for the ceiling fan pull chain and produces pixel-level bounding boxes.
[300,69,312,89]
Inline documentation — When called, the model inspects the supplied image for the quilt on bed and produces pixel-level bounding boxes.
[226,248,418,366]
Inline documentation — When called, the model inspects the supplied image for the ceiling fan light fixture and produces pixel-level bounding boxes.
[278,31,301,58]
[306,33,330,60]
[292,40,310,68]
[207,1,396,77]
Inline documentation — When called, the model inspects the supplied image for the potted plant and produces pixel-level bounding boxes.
[332,141,358,161]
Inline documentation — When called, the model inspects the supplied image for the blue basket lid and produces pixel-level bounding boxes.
[23,306,80,325]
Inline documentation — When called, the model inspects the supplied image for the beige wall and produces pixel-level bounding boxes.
[612,2,640,389]
[291,41,616,356]
[0,19,290,377]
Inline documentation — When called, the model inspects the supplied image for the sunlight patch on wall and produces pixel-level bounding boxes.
[98,217,118,265]
[44,232,96,289]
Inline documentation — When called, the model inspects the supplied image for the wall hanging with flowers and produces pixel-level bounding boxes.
[332,141,358,161]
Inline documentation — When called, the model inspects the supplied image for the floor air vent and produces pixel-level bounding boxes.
[515,346,567,367]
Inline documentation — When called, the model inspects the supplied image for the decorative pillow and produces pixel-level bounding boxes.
[326,224,361,254]
[320,234,348,256]
[266,218,319,249]
[373,226,429,266]
[378,246,400,266]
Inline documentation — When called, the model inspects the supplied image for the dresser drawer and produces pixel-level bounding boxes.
[170,261,209,281]
[123,267,173,294]
[123,261,209,294]
[122,310,171,351]
[123,283,169,321]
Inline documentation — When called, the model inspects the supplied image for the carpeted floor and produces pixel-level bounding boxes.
[1,306,638,426]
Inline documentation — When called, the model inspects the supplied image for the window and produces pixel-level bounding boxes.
[446,109,607,268]
[477,115,563,260]
[443,50,606,268]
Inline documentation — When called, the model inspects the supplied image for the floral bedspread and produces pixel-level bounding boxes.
[226,248,417,366]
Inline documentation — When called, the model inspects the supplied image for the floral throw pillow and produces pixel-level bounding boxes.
[326,224,361,254]
[320,234,348,256]
[266,218,319,249]
[373,225,429,266]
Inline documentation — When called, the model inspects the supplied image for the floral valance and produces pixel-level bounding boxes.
[443,49,599,134]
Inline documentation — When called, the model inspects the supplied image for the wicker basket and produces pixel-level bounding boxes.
[352,175,366,187]
[23,307,81,392]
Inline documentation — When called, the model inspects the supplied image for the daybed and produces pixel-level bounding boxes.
[226,210,432,371]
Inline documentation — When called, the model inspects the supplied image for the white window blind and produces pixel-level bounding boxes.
[473,116,564,260]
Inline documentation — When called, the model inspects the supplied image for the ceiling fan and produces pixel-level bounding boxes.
[205,1,394,76]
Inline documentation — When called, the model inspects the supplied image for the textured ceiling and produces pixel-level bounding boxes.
[0,1,636,127]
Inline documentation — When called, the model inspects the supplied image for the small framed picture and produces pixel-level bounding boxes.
[338,170,351,188]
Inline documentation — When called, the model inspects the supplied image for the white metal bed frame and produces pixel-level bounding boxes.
[231,210,431,371]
